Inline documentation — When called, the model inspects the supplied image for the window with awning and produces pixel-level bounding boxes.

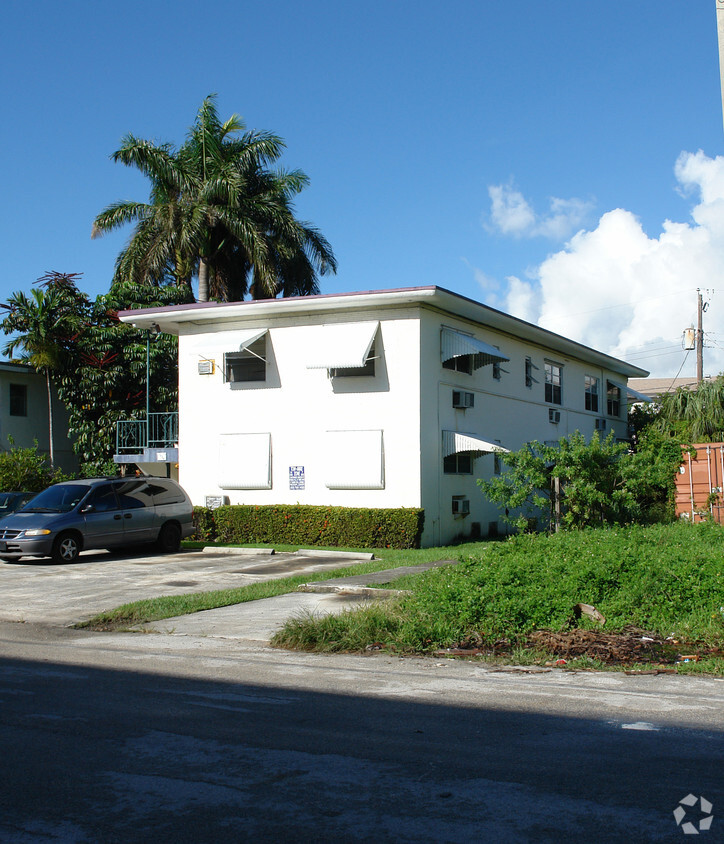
[441,328,509,372]
[442,430,509,458]
[224,329,268,383]
[306,322,379,373]
[218,432,271,489]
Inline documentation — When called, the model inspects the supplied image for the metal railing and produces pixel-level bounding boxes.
[116,412,178,454]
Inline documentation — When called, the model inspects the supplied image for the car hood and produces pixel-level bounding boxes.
[0,510,72,531]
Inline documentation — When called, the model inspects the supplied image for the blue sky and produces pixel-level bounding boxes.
[2,1,723,377]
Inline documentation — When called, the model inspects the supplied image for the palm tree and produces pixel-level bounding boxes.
[0,276,87,470]
[92,96,336,302]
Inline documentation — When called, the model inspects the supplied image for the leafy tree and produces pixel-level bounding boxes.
[92,95,336,302]
[479,430,680,532]
[0,273,89,469]
[57,281,190,474]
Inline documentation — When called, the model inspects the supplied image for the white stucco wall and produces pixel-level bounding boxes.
[418,311,630,545]
[177,309,423,511]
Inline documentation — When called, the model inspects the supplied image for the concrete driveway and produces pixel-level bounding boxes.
[0,546,381,628]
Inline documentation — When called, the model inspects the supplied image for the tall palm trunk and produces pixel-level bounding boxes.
[198,257,210,302]
[45,369,55,471]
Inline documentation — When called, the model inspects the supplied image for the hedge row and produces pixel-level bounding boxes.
[191,504,425,549]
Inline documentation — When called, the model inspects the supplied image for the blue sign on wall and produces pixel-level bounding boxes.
[289,465,305,490]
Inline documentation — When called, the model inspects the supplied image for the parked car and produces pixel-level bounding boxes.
[0,491,35,516]
[0,477,194,564]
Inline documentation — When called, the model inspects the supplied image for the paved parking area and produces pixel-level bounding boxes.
[0,547,378,627]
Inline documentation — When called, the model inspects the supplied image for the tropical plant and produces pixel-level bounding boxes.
[0,438,71,492]
[479,430,681,531]
[92,95,336,302]
[57,281,190,473]
[0,273,89,469]
[653,376,724,442]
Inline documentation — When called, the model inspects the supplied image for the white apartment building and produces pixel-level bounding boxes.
[119,286,647,546]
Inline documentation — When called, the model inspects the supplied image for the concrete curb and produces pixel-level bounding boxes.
[202,547,275,556]
[296,549,376,560]
[296,584,407,598]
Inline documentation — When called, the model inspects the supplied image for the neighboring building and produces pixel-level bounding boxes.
[628,376,718,400]
[0,362,76,473]
[118,287,647,546]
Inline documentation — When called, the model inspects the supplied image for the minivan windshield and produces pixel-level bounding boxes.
[22,484,91,513]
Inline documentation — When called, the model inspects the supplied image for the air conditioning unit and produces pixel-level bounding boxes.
[452,496,470,516]
[198,359,215,375]
[595,418,606,430]
[548,409,561,424]
[452,390,475,409]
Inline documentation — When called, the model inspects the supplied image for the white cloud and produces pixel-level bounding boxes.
[501,151,724,378]
[487,182,592,239]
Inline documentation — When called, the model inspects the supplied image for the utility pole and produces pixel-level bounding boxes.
[697,288,704,383]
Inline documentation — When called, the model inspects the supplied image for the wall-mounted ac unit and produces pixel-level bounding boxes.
[595,418,606,430]
[548,409,561,424]
[452,496,470,516]
[198,359,215,375]
[452,390,474,409]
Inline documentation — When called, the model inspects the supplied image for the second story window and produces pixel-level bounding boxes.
[585,376,599,412]
[544,362,562,405]
[224,335,267,383]
[443,354,473,375]
[9,384,27,417]
[525,357,533,388]
[607,381,621,417]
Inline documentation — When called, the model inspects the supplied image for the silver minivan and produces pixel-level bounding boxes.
[0,477,194,563]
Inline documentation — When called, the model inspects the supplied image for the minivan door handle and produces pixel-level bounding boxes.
[124,513,132,519]
[113,514,122,520]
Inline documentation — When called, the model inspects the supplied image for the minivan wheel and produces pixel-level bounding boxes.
[157,522,181,554]
[52,533,80,564]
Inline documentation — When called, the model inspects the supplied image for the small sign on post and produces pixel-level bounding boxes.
[289,466,305,490]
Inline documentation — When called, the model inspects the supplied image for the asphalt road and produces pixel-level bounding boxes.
[0,548,722,843]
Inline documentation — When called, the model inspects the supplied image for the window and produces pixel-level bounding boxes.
[218,432,272,489]
[544,362,562,405]
[607,381,621,417]
[493,440,503,475]
[442,354,473,375]
[444,453,473,474]
[9,384,27,417]
[525,357,533,388]
[585,376,599,412]
[85,483,119,513]
[330,343,376,377]
[324,430,384,489]
[224,336,266,383]
[115,480,154,509]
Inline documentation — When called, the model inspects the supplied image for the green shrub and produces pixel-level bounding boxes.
[192,506,216,541]
[212,504,424,549]
[0,440,70,492]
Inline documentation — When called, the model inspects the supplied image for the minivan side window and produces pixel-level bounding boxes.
[149,480,185,505]
[115,480,155,509]
[85,484,119,513]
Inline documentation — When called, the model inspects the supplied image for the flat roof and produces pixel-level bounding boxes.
[118,285,649,378]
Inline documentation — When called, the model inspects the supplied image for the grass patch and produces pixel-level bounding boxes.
[271,522,724,674]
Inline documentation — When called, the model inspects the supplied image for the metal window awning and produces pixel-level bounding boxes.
[442,430,509,458]
[441,328,509,369]
[236,329,268,358]
[627,387,652,403]
[306,322,379,369]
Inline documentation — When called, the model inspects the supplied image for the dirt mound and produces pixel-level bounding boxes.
[527,628,677,665]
